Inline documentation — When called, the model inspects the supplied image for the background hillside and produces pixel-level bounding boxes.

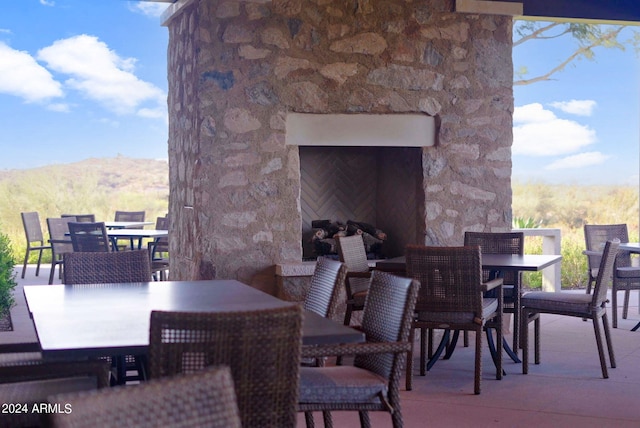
[0,156,169,262]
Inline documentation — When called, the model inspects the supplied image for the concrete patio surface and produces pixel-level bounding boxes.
[10,265,640,427]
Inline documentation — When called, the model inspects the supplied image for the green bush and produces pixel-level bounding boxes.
[0,230,17,313]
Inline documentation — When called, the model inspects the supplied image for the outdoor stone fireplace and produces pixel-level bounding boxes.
[164,0,515,295]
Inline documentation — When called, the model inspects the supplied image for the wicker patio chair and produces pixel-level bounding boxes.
[49,365,241,428]
[114,210,146,250]
[404,245,503,394]
[46,217,75,284]
[522,240,619,378]
[62,250,152,285]
[149,305,303,428]
[584,224,640,328]
[148,215,169,280]
[299,270,419,428]
[304,257,347,322]
[61,214,96,223]
[68,221,111,253]
[63,250,152,384]
[20,212,51,279]
[303,257,347,367]
[0,358,110,428]
[336,234,373,326]
[464,232,524,354]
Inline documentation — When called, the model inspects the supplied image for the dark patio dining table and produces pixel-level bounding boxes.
[376,253,563,363]
[23,280,364,382]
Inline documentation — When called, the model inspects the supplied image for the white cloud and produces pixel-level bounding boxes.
[127,2,169,18]
[39,0,55,6]
[546,152,611,170]
[47,103,71,112]
[513,103,597,156]
[549,99,597,116]
[0,42,63,102]
[37,35,166,117]
[0,29,12,35]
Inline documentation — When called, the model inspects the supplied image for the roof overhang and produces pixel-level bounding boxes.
[456,0,640,24]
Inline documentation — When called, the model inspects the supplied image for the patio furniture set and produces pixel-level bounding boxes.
[4,222,635,427]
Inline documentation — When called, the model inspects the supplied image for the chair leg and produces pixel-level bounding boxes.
[322,411,333,428]
[343,304,353,326]
[420,327,427,376]
[534,316,540,365]
[474,327,482,395]
[592,314,609,378]
[612,282,618,328]
[522,308,530,374]
[21,249,30,279]
[406,327,414,391]
[36,248,44,276]
[48,262,56,285]
[304,412,315,428]
[602,312,616,369]
[358,411,371,428]
[623,289,631,320]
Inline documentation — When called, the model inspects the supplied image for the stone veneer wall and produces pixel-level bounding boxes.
[166,0,514,294]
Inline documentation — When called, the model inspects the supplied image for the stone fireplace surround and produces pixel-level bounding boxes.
[164,0,514,298]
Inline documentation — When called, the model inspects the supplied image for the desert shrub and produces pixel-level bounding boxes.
[0,230,17,313]
[514,181,639,289]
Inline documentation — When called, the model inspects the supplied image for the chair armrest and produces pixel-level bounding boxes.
[583,250,601,256]
[301,341,411,359]
[482,278,503,293]
[49,239,72,244]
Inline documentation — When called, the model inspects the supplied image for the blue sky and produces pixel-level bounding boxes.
[0,0,169,169]
[512,22,640,185]
[0,3,638,186]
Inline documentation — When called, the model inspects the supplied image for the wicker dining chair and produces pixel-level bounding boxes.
[20,212,51,279]
[149,215,169,281]
[61,214,96,223]
[336,234,373,326]
[114,210,146,250]
[0,358,110,428]
[149,305,303,428]
[584,224,640,328]
[403,245,503,394]
[299,270,419,428]
[68,222,111,253]
[522,240,619,378]
[46,217,75,284]
[49,365,242,428]
[63,250,152,384]
[464,231,524,353]
[304,257,347,322]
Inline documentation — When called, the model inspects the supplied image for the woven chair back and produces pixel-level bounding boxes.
[149,305,303,428]
[21,212,45,243]
[584,224,631,269]
[62,250,151,285]
[354,270,419,380]
[464,232,524,287]
[50,365,241,428]
[114,210,145,229]
[68,222,111,253]
[304,257,346,320]
[405,245,483,314]
[61,214,96,223]
[592,240,620,306]
[47,217,74,257]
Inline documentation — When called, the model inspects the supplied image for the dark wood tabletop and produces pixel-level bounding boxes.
[376,253,562,272]
[24,280,364,360]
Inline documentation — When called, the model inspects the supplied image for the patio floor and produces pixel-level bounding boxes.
[13,265,640,427]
